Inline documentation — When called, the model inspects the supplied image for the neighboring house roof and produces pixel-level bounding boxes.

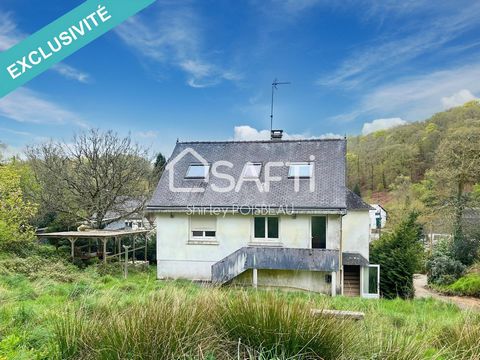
[346,189,373,210]
[147,139,347,212]
[370,204,388,214]
[102,197,146,222]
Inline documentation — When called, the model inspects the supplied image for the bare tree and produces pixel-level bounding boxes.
[27,129,152,229]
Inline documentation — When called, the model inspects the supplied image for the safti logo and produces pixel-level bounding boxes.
[166,147,316,193]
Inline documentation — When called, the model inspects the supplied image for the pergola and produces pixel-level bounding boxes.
[37,229,151,263]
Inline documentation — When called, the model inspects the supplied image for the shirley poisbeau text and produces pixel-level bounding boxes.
[6,5,112,80]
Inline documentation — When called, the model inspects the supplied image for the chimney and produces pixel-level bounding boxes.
[271,129,283,140]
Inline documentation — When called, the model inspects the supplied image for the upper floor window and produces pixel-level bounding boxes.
[254,217,279,239]
[288,162,313,178]
[243,163,262,178]
[185,164,210,179]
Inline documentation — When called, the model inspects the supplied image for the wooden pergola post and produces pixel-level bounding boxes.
[132,236,136,264]
[118,236,122,261]
[68,237,77,262]
[144,234,148,263]
[102,238,107,263]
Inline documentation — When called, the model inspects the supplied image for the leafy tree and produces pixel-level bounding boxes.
[432,127,480,265]
[370,212,423,299]
[27,129,152,229]
[0,163,37,247]
[353,183,362,198]
[152,152,166,184]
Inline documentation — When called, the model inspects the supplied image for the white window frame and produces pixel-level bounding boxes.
[252,216,279,241]
[188,216,218,244]
[185,164,210,179]
[288,162,313,178]
[361,264,380,299]
[242,162,262,178]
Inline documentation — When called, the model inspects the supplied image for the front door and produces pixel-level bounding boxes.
[311,216,326,249]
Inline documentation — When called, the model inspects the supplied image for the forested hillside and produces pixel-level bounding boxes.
[347,100,480,227]
[347,100,480,193]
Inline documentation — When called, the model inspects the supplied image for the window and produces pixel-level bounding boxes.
[254,217,279,239]
[243,163,262,178]
[288,162,313,178]
[185,164,209,179]
[190,216,217,240]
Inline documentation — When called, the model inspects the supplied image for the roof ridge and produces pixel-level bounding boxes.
[177,138,346,145]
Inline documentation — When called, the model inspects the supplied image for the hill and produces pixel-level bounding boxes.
[347,100,480,227]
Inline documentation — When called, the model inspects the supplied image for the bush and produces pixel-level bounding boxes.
[427,255,465,286]
[426,238,466,286]
[0,256,78,283]
[370,212,424,299]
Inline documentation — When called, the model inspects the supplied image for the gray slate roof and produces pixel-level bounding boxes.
[346,189,373,210]
[147,139,347,212]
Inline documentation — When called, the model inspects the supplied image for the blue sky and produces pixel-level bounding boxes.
[1,0,480,157]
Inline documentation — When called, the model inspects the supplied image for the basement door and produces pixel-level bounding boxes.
[311,216,326,249]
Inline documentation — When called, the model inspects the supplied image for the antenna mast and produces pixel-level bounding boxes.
[270,78,290,132]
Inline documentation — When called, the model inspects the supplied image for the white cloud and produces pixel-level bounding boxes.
[233,125,342,141]
[318,3,480,89]
[135,130,158,139]
[0,12,24,50]
[0,88,86,127]
[115,6,240,88]
[441,89,477,109]
[52,64,91,83]
[331,63,480,123]
[362,118,407,135]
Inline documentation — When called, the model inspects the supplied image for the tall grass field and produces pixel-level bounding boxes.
[0,262,479,359]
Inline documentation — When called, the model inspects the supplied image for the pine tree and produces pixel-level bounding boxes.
[370,212,423,299]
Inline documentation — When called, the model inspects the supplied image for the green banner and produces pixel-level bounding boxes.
[0,0,155,99]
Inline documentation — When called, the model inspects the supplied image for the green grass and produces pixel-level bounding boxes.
[0,254,479,359]
[440,274,480,297]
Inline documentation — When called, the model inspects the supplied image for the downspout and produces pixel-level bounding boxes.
[340,214,344,296]
[341,136,347,296]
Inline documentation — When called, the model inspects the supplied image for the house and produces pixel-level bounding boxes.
[369,204,387,241]
[147,135,379,297]
[102,198,152,231]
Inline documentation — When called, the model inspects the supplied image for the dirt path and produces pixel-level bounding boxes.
[414,274,480,311]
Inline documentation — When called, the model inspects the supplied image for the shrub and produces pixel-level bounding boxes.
[427,255,466,286]
[370,212,424,299]
[426,238,466,286]
[0,256,78,283]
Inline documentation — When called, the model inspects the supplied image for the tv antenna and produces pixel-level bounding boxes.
[270,78,290,131]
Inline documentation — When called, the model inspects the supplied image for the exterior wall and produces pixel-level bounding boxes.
[342,210,370,260]
[232,269,331,293]
[156,213,342,281]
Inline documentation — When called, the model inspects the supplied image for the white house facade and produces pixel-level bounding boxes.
[147,137,379,297]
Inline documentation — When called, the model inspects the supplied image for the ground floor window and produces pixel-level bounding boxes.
[190,216,217,240]
[254,217,279,239]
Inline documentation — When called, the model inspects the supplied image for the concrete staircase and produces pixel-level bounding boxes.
[211,247,339,285]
